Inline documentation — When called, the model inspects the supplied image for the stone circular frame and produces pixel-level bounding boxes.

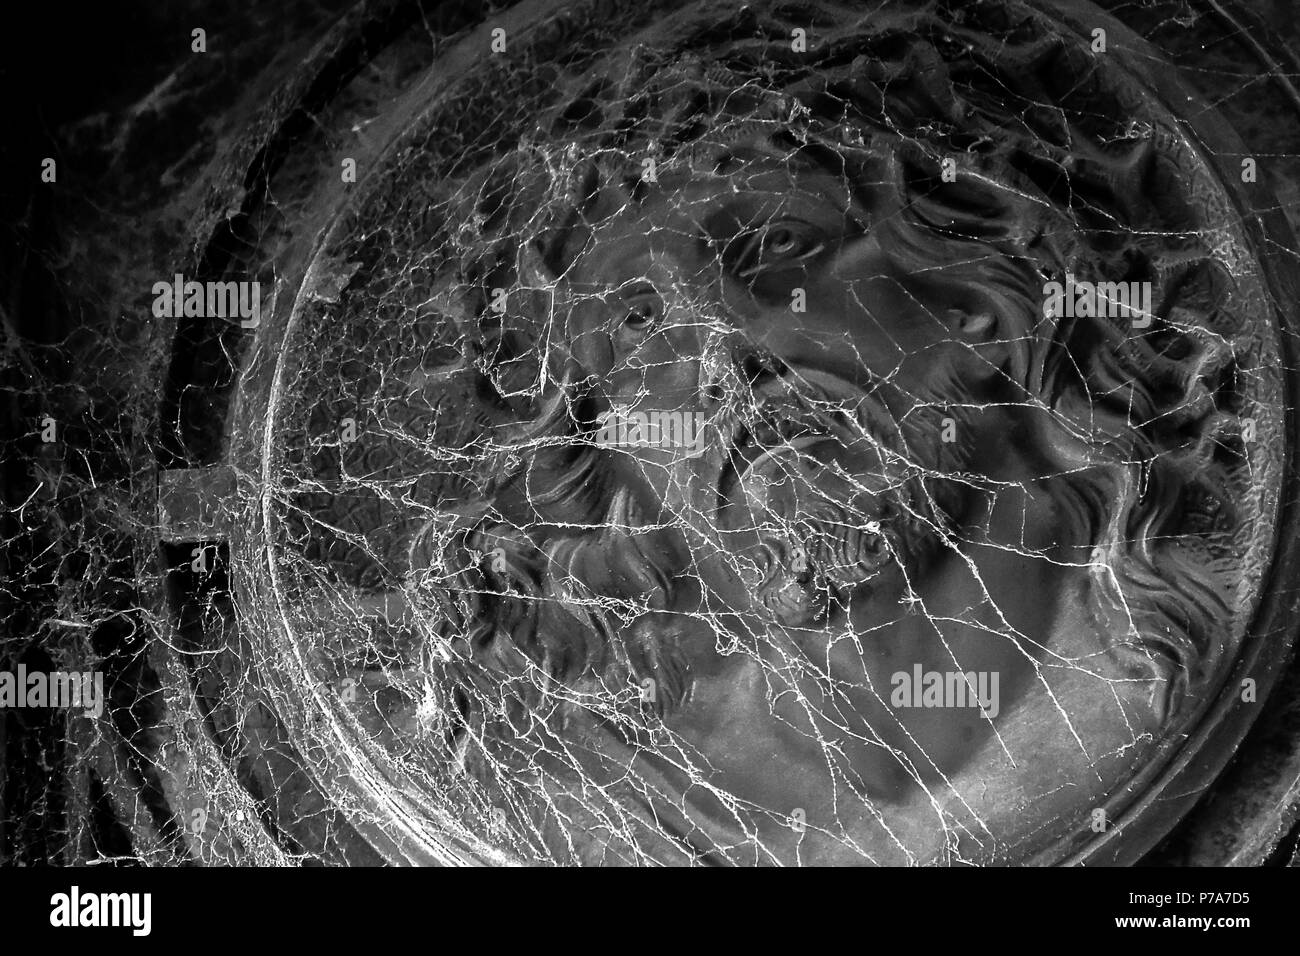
[160,0,1300,865]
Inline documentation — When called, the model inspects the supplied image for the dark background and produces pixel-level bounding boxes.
[3,0,1300,866]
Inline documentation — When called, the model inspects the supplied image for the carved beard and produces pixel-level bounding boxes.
[718,386,974,627]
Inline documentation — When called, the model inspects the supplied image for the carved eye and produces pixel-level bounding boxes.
[764,226,802,256]
[730,220,825,279]
[619,284,663,335]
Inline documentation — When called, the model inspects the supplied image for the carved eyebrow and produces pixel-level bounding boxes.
[721,134,879,226]
[717,166,873,237]
[697,189,867,248]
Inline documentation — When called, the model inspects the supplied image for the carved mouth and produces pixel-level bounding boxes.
[714,369,919,623]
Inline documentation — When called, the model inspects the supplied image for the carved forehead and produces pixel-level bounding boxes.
[557,140,881,281]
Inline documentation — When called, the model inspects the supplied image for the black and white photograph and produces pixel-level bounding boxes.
[1,0,1297,936]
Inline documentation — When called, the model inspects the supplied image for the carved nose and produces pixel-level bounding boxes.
[694,339,786,409]
[734,308,859,386]
[737,348,787,388]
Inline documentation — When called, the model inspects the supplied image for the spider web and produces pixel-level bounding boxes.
[4,0,1297,867]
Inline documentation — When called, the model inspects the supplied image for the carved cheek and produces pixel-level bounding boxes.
[960,332,1012,378]
[621,319,712,405]
[830,276,937,367]
[567,298,617,376]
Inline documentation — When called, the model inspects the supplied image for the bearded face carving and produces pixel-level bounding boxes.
[247,0,1289,865]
